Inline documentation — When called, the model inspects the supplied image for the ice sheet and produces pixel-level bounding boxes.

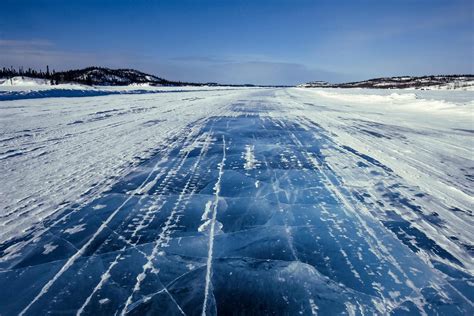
[0,87,472,315]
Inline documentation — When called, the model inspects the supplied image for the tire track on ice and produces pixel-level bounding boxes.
[290,117,431,315]
[18,122,207,316]
[0,127,191,265]
[0,126,193,270]
[119,131,213,315]
[75,134,204,315]
[283,120,365,286]
[201,136,226,316]
[262,151,300,262]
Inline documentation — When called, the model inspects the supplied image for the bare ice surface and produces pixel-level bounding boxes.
[0,88,473,315]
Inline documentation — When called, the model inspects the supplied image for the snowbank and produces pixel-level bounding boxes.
[0,76,51,86]
[301,88,473,115]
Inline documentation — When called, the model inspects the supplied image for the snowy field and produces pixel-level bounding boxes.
[0,80,249,101]
[0,87,473,315]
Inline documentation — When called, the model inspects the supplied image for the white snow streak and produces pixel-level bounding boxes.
[201,136,226,316]
[243,144,258,170]
[119,132,211,315]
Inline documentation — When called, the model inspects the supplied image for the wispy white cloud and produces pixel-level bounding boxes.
[0,39,54,48]
[169,56,233,63]
[157,59,349,85]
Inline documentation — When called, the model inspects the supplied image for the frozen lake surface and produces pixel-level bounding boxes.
[0,88,473,315]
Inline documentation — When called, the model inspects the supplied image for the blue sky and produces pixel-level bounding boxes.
[1,0,472,84]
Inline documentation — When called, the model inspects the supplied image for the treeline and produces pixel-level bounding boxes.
[301,74,474,89]
[1,66,64,85]
[1,66,184,86]
[1,66,53,79]
[1,65,277,87]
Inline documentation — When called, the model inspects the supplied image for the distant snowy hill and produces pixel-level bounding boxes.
[0,67,206,87]
[51,67,178,86]
[0,67,266,87]
[300,75,474,90]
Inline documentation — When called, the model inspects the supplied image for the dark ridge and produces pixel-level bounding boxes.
[300,74,474,89]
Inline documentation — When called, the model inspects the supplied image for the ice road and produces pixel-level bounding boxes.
[0,87,473,315]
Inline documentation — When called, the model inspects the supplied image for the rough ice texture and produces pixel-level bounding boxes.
[0,88,253,243]
[0,87,472,315]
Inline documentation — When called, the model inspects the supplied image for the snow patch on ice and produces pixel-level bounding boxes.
[42,243,58,255]
[243,144,259,170]
[309,298,319,315]
[92,204,107,210]
[200,200,213,222]
[64,224,86,235]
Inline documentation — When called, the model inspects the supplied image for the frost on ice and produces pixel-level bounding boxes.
[0,87,473,315]
[243,144,259,171]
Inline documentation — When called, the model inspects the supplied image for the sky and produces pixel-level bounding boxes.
[0,0,473,85]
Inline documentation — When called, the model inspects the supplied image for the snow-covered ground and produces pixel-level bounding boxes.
[0,87,472,315]
[0,77,251,101]
[0,88,254,244]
